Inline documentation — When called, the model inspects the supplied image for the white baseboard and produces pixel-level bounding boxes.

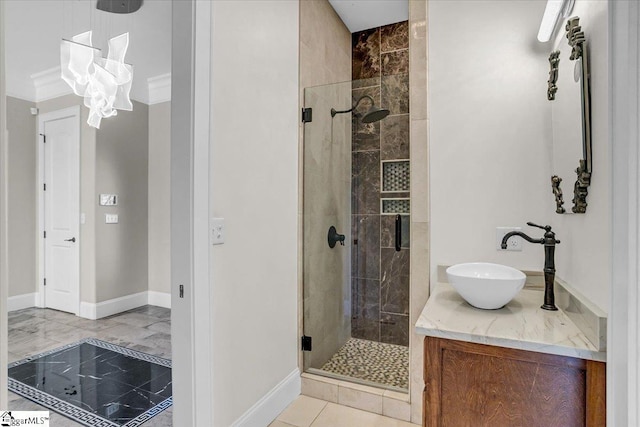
[80,291,149,320]
[79,291,171,319]
[231,369,301,427]
[8,293,37,312]
[148,291,171,309]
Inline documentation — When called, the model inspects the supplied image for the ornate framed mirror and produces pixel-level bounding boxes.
[548,16,592,214]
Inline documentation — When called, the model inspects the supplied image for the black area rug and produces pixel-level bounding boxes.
[8,338,172,427]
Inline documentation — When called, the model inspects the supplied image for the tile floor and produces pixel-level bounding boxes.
[8,307,417,427]
[7,305,172,427]
[270,395,420,427]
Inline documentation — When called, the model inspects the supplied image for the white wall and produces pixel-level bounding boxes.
[148,101,171,296]
[210,1,299,425]
[549,0,610,313]
[1,0,10,407]
[429,1,552,284]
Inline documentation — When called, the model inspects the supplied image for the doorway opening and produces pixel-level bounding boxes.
[3,0,176,425]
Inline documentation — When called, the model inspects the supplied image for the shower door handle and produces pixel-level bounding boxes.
[395,215,401,251]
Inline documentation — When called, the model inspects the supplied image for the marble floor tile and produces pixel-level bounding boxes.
[146,320,171,334]
[7,306,173,426]
[57,315,125,332]
[96,323,158,343]
[128,305,171,319]
[9,336,65,358]
[151,408,173,427]
[108,311,164,328]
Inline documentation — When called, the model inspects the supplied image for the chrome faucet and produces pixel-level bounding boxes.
[501,222,561,311]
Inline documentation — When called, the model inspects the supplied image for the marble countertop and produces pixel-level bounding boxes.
[415,283,606,362]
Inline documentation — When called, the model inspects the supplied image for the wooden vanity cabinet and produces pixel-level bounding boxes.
[423,337,606,427]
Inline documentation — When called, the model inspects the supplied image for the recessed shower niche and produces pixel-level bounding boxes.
[302,21,411,391]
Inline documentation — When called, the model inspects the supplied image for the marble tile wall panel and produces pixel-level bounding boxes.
[380,248,410,315]
[351,21,410,351]
[351,278,380,342]
[352,151,381,214]
[380,215,410,249]
[353,77,381,90]
[351,215,380,280]
[382,50,409,76]
[380,313,410,346]
[352,28,381,81]
[381,115,410,160]
[381,21,409,52]
[352,86,381,152]
[382,74,410,115]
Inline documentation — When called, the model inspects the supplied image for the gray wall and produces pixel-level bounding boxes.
[148,101,171,294]
[96,101,149,302]
[9,94,158,306]
[6,96,36,298]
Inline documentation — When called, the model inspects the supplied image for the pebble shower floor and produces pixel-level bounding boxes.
[320,338,409,389]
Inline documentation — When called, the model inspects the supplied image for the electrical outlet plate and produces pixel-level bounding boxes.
[105,214,118,224]
[211,217,225,245]
[496,227,522,251]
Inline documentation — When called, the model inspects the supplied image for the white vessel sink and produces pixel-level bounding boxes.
[446,263,526,310]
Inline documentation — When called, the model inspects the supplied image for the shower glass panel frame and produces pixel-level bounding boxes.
[302,81,410,392]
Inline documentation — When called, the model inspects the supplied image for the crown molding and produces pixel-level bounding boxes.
[17,67,170,105]
[31,66,73,102]
[147,73,171,105]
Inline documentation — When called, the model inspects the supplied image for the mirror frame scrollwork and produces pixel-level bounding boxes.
[549,16,592,214]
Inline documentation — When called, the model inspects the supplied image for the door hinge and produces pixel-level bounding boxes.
[43,231,46,238]
[44,278,47,286]
[179,284,184,298]
[301,335,312,351]
[43,183,46,191]
[302,108,312,123]
[40,133,46,143]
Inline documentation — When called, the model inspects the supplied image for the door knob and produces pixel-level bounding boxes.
[64,237,76,243]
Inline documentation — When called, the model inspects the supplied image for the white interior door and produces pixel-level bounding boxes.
[40,107,80,314]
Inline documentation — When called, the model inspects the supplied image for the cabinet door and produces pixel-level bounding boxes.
[423,337,606,427]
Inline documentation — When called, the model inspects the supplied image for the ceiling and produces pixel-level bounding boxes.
[328,0,409,33]
[5,0,171,104]
[5,0,407,103]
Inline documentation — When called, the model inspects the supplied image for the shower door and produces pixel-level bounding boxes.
[302,81,353,374]
[302,80,410,391]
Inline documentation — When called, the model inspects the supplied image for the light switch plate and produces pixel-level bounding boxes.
[105,214,119,224]
[99,194,118,206]
[211,217,225,245]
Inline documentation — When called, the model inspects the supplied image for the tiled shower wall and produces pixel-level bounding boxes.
[351,22,410,347]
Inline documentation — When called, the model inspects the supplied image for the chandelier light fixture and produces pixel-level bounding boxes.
[60,31,133,129]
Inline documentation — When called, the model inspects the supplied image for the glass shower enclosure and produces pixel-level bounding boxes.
[302,80,410,392]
